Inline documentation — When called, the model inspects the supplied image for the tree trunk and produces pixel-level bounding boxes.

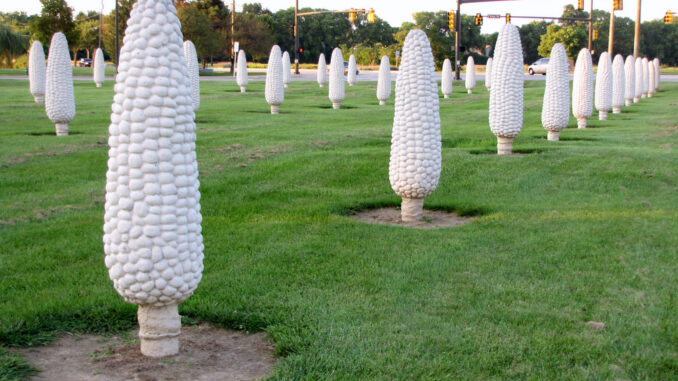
[72,49,78,67]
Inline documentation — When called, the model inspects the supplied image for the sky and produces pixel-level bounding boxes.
[2,0,671,34]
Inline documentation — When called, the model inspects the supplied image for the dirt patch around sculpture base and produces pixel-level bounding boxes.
[16,324,275,381]
[350,207,474,229]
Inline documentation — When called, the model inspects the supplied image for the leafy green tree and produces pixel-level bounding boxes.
[29,0,76,48]
[538,23,588,60]
[74,11,99,59]
[641,20,678,66]
[0,24,28,67]
[235,12,275,62]
[409,12,483,69]
[0,12,34,34]
[177,4,221,68]
[560,4,589,26]
[519,21,550,63]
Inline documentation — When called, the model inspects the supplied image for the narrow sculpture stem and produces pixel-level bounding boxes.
[467,89,473,94]
[496,136,514,155]
[599,110,608,120]
[625,99,632,106]
[613,106,622,114]
[332,101,341,110]
[270,105,279,114]
[379,100,386,105]
[443,94,449,99]
[401,197,424,222]
[34,96,44,103]
[547,131,560,141]
[633,97,639,103]
[577,118,587,129]
[240,86,246,93]
[55,123,69,136]
[138,304,181,358]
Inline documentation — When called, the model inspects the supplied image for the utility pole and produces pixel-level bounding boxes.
[609,5,615,55]
[230,0,235,74]
[633,0,641,57]
[588,0,593,50]
[98,0,103,49]
[115,0,119,69]
[294,0,299,75]
[454,1,461,80]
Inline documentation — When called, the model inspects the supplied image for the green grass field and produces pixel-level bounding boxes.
[1,77,677,380]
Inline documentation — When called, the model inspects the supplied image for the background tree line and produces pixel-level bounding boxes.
[1,0,677,69]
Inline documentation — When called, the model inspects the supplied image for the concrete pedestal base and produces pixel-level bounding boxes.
[497,136,514,156]
[55,123,69,136]
[138,304,181,358]
[641,93,647,98]
[467,89,473,94]
[379,100,386,105]
[612,106,621,114]
[96,83,102,88]
[547,130,560,141]
[443,94,449,99]
[599,110,608,120]
[240,86,246,93]
[633,97,639,103]
[648,92,653,98]
[270,105,279,114]
[577,117,587,129]
[332,101,341,110]
[284,84,288,88]
[319,84,324,87]
[401,197,424,222]
[625,99,632,106]
[34,95,44,103]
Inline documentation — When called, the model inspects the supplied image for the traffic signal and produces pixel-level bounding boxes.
[577,0,584,10]
[474,13,483,26]
[613,0,623,11]
[664,10,674,24]
[448,11,455,30]
[349,9,356,23]
[367,8,377,23]
[592,29,599,40]
[299,48,303,54]
[505,13,511,24]
[293,25,297,37]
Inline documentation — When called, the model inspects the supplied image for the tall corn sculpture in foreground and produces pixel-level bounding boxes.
[624,55,635,107]
[572,48,593,129]
[465,56,476,94]
[317,53,327,87]
[328,47,345,109]
[29,40,46,103]
[93,48,105,88]
[594,52,612,120]
[441,58,453,98]
[183,41,200,111]
[389,29,441,222]
[265,45,284,114]
[104,0,204,357]
[376,55,391,105]
[489,24,524,154]
[541,43,569,141]
[45,32,75,136]
[236,49,248,93]
[611,54,625,114]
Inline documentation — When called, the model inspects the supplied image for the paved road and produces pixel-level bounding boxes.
[2,70,677,82]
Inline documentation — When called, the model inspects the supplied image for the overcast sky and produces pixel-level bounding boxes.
[3,0,670,34]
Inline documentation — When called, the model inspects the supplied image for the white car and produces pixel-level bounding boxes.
[528,58,549,75]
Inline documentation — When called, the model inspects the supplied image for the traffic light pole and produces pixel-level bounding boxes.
[633,0,641,57]
[294,0,299,75]
[588,0,593,50]
[609,6,615,56]
[454,1,461,80]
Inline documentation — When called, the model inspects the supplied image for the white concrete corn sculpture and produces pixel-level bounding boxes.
[648,62,655,98]
[441,58,453,98]
[389,29,441,222]
[265,45,284,114]
[93,48,105,88]
[376,55,391,105]
[634,57,642,103]
[183,40,200,111]
[103,0,204,358]
[347,54,357,86]
[29,40,46,103]
[485,57,493,90]
[282,51,291,88]
[541,43,569,141]
[572,48,593,129]
[236,49,248,93]
[328,47,345,109]
[611,54,625,114]
[465,56,476,94]
[317,53,327,87]
[594,52,612,120]
[653,58,660,91]
[489,24,524,154]
[624,55,635,107]
[45,32,75,136]
[641,57,649,98]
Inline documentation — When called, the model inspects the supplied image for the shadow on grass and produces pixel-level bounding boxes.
[468,148,546,155]
[25,131,84,136]
[316,105,358,109]
[245,110,292,114]
[533,136,598,142]
[333,200,490,218]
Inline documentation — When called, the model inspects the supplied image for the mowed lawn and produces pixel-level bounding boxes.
[1,77,677,380]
